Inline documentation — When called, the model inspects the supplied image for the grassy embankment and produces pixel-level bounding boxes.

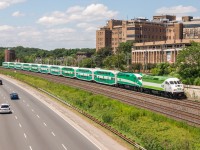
[1,70,200,150]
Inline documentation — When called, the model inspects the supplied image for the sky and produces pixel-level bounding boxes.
[0,0,200,50]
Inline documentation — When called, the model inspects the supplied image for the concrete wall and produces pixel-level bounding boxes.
[184,85,200,101]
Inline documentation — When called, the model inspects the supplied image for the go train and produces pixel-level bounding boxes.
[2,62,185,99]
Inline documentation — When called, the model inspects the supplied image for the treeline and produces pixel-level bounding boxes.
[0,41,200,85]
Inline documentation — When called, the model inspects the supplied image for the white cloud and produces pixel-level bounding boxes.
[12,11,25,17]
[0,0,26,9]
[37,3,118,26]
[0,25,14,31]
[156,5,198,15]
[0,24,95,50]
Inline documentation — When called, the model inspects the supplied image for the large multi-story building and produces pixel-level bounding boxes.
[182,16,200,39]
[4,49,16,62]
[96,15,200,68]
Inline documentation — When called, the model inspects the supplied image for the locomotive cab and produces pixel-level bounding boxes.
[161,78,184,98]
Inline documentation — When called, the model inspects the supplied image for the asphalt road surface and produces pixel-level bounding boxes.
[0,77,102,150]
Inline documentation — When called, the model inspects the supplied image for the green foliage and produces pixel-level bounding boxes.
[117,41,133,53]
[194,77,200,86]
[151,63,173,76]
[176,42,200,85]
[79,58,94,68]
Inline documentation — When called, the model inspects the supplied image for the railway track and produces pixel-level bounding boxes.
[1,68,200,127]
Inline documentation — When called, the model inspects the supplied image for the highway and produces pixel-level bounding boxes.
[0,78,101,150]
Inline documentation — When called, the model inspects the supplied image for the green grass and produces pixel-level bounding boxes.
[1,69,200,150]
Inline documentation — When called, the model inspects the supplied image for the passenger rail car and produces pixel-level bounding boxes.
[2,62,185,99]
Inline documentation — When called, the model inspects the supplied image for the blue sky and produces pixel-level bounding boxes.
[0,0,199,50]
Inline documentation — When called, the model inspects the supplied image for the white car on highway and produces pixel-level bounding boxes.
[0,103,12,114]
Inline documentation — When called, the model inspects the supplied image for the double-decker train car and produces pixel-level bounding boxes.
[50,65,62,76]
[15,63,23,70]
[2,62,9,68]
[22,63,31,71]
[40,64,50,74]
[1,62,185,99]
[61,66,78,78]
[8,62,15,69]
[30,64,41,72]
[76,68,95,81]
[94,69,119,85]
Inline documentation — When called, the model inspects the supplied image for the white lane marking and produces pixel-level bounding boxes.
[51,132,55,136]
[24,133,27,139]
[31,109,34,112]
[29,146,32,150]
[43,122,47,126]
[15,116,18,119]
[37,115,40,118]
[19,123,22,128]
[23,100,25,103]
[62,144,67,150]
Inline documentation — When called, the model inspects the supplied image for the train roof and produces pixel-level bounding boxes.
[94,68,119,74]
[61,66,79,69]
[165,78,180,81]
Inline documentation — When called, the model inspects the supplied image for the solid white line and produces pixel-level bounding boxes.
[24,133,27,139]
[43,122,47,126]
[37,115,40,118]
[62,144,67,150]
[15,116,18,119]
[51,132,55,136]
[19,123,22,128]
[29,146,32,150]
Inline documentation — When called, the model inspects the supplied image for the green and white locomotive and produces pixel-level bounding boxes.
[142,74,185,98]
[117,72,142,90]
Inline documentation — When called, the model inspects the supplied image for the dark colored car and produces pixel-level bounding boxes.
[10,93,19,100]
[0,80,2,85]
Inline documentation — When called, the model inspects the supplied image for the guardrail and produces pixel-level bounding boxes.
[38,88,146,150]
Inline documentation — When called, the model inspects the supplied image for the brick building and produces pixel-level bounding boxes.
[4,49,16,62]
[96,15,200,68]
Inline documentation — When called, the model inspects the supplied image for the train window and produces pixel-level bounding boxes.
[165,81,169,84]
[138,77,142,80]
[170,81,174,84]
[174,81,178,84]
